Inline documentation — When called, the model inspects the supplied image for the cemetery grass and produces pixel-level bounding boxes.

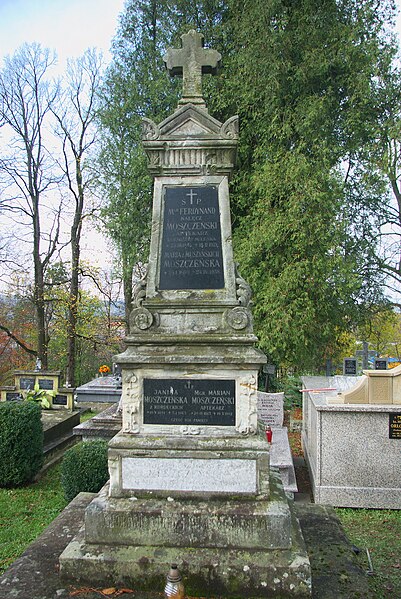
[335,508,401,599]
[0,463,67,574]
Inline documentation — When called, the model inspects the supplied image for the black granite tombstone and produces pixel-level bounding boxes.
[39,379,54,390]
[374,358,388,370]
[53,394,68,406]
[6,392,22,401]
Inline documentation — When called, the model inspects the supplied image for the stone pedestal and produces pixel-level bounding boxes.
[60,469,311,597]
[60,30,311,598]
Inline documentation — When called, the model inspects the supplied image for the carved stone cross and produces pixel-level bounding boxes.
[164,30,221,107]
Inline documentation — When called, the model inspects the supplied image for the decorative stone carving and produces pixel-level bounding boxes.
[221,116,239,139]
[235,263,252,307]
[108,454,120,495]
[132,273,147,308]
[164,30,221,107]
[122,373,140,434]
[236,374,258,435]
[224,306,250,331]
[130,269,157,332]
[130,307,154,331]
[181,426,201,436]
[142,117,160,140]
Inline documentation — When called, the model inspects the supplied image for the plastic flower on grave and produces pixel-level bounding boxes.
[98,365,111,374]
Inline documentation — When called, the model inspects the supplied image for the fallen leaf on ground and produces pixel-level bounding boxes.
[101,590,117,596]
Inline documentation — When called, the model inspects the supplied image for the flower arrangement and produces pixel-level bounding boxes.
[99,365,111,375]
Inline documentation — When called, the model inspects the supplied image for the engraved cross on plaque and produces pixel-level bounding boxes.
[164,29,221,107]
[186,188,198,204]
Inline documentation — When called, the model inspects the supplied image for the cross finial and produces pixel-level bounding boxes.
[164,30,221,108]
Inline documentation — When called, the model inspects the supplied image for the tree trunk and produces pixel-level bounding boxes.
[123,254,133,336]
[66,174,83,388]
[33,199,48,369]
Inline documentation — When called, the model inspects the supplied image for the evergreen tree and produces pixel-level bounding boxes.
[99,0,397,370]
[213,0,397,369]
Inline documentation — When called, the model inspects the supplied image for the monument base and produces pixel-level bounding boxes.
[60,470,311,597]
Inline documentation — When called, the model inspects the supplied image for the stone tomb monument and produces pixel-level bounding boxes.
[302,373,401,508]
[60,31,311,597]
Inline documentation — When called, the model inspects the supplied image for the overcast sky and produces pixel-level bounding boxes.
[1,0,400,67]
[0,0,126,68]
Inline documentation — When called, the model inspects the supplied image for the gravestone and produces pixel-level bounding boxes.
[343,357,357,375]
[60,31,311,598]
[257,390,284,427]
[75,374,122,404]
[0,370,74,409]
[374,358,388,370]
[257,391,297,495]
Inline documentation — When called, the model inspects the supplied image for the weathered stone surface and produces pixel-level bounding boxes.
[1,489,369,599]
[294,504,370,599]
[73,404,122,441]
[58,31,311,598]
[85,475,291,550]
[142,107,238,177]
[164,30,221,107]
[269,426,298,495]
[60,472,311,598]
[121,456,257,493]
[116,363,263,437]
[107,432,270,498]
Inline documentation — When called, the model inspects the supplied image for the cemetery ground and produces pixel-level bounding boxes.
[0,407,400,598]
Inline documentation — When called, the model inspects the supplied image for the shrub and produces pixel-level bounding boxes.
[0,401,44,487]
[61,440,109,502]
[283,375,303,410]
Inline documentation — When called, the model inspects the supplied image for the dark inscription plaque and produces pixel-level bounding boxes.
[159,186,224,290]
[389,413,401,439]
[39,379,54,390]
[19,377,35,390]
[53,394,67,406]
[6,392,22,401]
[143,379,235,426]
[343,359,357,376]
[374,359,388,370]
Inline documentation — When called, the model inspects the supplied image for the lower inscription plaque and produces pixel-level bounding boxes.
[53,394,67,406]
[6,392,22,401]
[143,379,235,426]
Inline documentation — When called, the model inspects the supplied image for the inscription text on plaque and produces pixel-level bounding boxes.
[143,378,235,426]
[159,186,224,290]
